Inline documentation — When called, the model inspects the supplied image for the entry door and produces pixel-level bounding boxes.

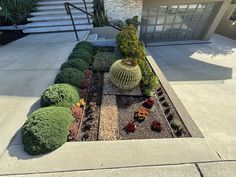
[140,2,219,43]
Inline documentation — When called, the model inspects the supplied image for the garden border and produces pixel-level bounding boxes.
[145,50,203,138]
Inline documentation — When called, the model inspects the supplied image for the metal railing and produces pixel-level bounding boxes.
[64,1,121,40]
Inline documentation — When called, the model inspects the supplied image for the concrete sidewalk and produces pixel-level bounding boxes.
[1,33,236,177]
[148,34,236,160]
[0,33,77,157]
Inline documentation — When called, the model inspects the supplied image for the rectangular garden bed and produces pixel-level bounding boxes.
[68,46,192,142]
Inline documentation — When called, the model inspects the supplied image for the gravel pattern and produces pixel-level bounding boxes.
[99,95,119,141]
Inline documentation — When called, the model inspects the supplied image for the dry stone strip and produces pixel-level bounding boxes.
[99,95,119,140]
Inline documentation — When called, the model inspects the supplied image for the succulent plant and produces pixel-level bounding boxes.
[143,97,155,109]
[124,122,136,133]
[171,119,182,130]
[151,120,162,132]
[92,52,118,72]
[134,106,149,122]
[109,60,142,90]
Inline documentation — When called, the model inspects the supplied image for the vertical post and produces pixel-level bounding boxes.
[83,0,90,24]
[65,3,79,40]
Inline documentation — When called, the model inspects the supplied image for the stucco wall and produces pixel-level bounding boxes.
[216,4,236,40]
[104,0,143,22]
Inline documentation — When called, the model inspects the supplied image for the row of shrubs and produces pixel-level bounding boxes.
[116,24,159,96]
[22,42,95,155]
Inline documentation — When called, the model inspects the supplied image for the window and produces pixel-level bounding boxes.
[229,8,236,21]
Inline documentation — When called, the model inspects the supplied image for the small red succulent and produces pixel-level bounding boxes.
[71,105,83,121]
[151,120,162,132]
[125,122,136,133]
[68,122,79,141]
[143,97,155,109]
[85,69,92,78]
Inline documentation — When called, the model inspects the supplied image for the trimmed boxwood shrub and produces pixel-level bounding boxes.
[93,52,118,72]
[55,68,85,88]
[61,59,89,72]
[41,84,80,108]
[22,107,73,155]
[68,49,93,64]
[73,42,94,55]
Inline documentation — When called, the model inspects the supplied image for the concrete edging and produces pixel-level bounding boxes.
[145,49,203,138]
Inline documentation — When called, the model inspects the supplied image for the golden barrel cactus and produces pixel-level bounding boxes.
[109,60,142,90]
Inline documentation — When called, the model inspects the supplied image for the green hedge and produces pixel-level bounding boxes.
[22,107,73,155]
[61,59,89,72]
[41,84,80,108]
[55,68,85,88]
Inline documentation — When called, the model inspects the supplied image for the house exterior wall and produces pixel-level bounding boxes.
[103,0,231,41]
[104,0,143,22]
[216,4,236,40]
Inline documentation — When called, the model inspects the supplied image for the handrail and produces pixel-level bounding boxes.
[64,2,122,40]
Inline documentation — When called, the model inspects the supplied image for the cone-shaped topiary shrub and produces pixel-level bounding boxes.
[40,84,80,108]
[22,107,73,155]
[116,25,146,59]
[61,59,89,72]
[92,52,118,72]
[68,49,93,64]
[55,68,85,88]
[109,59,142,90]
[73,41,94,55]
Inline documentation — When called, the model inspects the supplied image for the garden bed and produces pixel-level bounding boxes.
[76,69,190,141]
[22,25,196,156]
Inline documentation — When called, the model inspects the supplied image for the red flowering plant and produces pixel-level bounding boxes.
[124,121,136,133]
[143,97,155,109]
[71,105,83,121]
[151,120,162,132]
[68,122,79,141]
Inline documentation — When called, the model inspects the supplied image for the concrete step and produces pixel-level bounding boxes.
[28,14,92,22]
[31,9,93,16]
[37,0,93,6]
[86,33,98,41]
[23,24,93,33]
[37,3,93,11]
[25,19,90,28]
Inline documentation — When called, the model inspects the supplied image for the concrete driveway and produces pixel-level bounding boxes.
[147,34,236,160]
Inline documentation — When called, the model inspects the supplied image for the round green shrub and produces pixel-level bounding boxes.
[74,41,94,54]
[22,107,73,155]
[68,49,93,64]
[41,84,80,108]
[55,68,85,88]
[61,59,89,71]
[92,52,118,72]
[109,60,142,90]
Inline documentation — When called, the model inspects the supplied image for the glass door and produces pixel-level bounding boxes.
[140,2,219,43]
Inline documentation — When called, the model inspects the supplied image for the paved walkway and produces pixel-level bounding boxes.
[0,33,77,157]
[1,33,236,176]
